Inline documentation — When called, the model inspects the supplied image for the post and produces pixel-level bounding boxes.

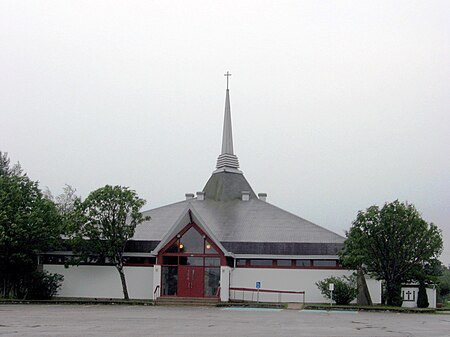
[329,283,335,307]
[256,281,261,303]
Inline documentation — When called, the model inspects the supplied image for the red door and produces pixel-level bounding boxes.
[178,266,204,297]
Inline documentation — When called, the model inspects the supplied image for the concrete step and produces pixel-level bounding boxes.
[155,297,220,307]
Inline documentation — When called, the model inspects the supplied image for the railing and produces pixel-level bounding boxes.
[229,287,305,305]
[153,285,160,300]
[215,286,221,298]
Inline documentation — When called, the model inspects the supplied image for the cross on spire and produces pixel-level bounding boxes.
[224,71,231,90]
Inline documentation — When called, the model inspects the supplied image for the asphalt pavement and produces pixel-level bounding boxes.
[0,304,449,336]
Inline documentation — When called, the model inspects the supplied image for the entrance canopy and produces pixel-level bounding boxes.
[151,204,228,257]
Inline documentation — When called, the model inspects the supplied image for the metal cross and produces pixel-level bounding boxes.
[224,71,232,90]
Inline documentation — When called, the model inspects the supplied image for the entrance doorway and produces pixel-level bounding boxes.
[178,266,204,297]
[159,223,223,297]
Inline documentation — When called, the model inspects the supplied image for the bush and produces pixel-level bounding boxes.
[417,282,429,308]
[23,271,64,300]
[316,275,358,305]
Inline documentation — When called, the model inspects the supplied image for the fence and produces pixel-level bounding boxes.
[229,287,305,304]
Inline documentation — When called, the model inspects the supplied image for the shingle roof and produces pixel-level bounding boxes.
[134,197,344,245]
[133,171,344,253]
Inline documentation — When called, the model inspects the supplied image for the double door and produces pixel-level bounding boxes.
[178,266,204,297]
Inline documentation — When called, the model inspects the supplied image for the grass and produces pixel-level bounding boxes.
[304,303,436,313]
[0,297,155,306]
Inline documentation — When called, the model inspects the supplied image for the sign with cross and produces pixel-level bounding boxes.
[403,289,416,301]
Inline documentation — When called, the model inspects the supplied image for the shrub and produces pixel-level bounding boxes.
[417,282,429,308]
[25,271,64,300]
[316,275,358,305]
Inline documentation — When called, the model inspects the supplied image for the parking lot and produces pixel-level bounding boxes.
[1,304,449,337]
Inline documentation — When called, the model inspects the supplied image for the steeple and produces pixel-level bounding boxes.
[215,72,241,173]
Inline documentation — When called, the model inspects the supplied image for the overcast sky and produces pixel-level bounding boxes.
[1,1,449,264]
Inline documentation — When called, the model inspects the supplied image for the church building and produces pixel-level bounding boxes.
[44,77,382,304]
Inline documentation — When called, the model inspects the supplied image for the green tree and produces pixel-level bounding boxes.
[437,265,450,303]
[316,275,358,305]
[340,200,443,306]
[0,151,63,298]
[417,281,429,308]
[71,185,149,299]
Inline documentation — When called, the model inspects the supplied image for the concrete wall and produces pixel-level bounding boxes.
[401,286,437,308]
[229,268,382,304]
[365,277,382,304]
[44,265,154,300]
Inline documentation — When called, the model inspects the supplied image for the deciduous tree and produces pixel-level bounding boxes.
[71,185,149,299]
[340,200,443,306]
[0,151,63,298]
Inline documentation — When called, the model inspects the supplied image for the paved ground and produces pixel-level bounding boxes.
[1,304,449,337]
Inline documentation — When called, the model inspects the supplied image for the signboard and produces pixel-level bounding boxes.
[329,283,334,291]
[256,281,261,289]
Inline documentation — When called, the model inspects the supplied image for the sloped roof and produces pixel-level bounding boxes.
[133,191,344,246]
[203,171,256,201]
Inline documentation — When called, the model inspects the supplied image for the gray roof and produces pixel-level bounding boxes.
[133,170,344,256]
[134,196,344,244]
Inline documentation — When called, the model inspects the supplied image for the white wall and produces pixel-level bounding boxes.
[365,277,382,304]
[401,286,437,308]
[230,268,382,304]
[44,265,154,300]
[220,266,231,302]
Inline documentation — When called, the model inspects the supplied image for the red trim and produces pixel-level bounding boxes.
[236,265,344,270]
[158,221,225,265]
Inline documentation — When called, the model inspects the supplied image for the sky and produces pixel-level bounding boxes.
[1,1,449,265]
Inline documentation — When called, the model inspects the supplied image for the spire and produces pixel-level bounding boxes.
[215,72,241,173]
[221,88,234,155]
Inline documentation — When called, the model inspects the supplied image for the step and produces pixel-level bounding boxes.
[155,297,220,307]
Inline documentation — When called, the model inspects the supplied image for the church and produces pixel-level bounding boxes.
[44,77,383,304]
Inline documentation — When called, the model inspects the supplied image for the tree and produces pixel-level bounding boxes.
[0,151,22,177]
[316,275,358,305]
[71,185,149,299]
[0,152,63,298]
[340,200,443,306]
[437,265,450,303]
[417,282,429,308]
[44,184,80,234]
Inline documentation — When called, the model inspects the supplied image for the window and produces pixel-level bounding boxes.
[204,268,220,296]
[205,240,218,254]
[250,259,273,267]
[162,266,178,296]
[163,256,178,265]
[205,257,220,266]
[313,260,337,267]
[295,259,311,267]
[236,259,247,267]
[276,260,292,267]
[180,227,204,253]
[179,256,203,266]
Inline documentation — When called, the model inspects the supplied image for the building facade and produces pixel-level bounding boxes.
[44,84,382,304]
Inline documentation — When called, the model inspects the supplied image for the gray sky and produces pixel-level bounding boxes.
[1,1,449,264]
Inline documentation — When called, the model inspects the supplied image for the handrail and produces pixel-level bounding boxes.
[229,287,305,305]
[215,286,221,297]
[153,285,160,300]
[230,287,304,295]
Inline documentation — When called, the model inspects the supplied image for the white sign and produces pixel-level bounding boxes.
[329,283,335,291]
